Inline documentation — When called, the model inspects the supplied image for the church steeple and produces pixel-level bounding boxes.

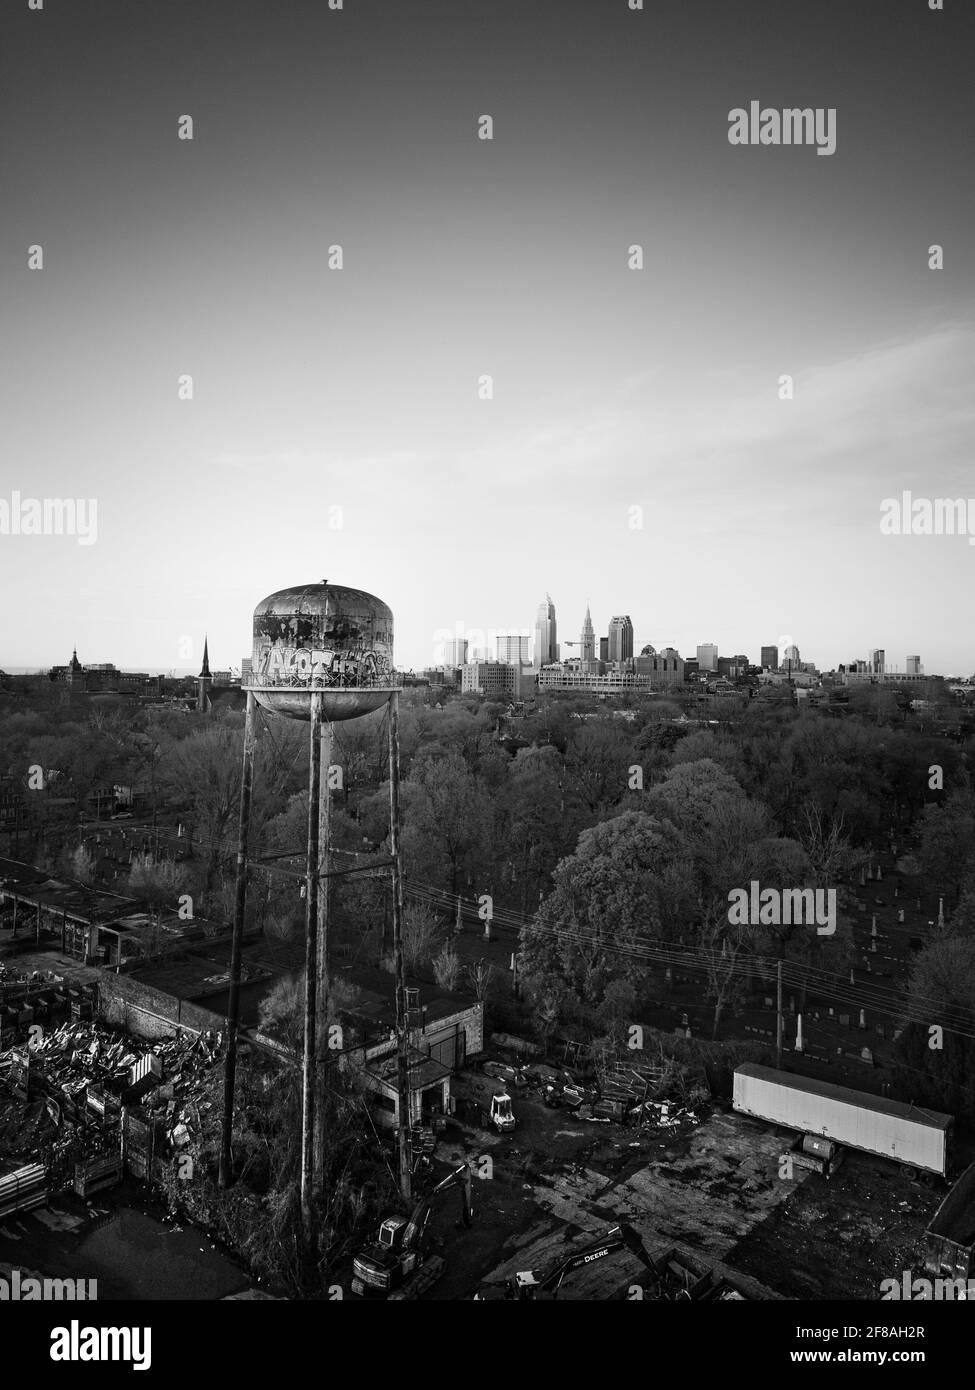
[69,647,82,673]
[196,635,213,713]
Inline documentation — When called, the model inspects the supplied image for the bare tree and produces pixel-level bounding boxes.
[466,958,495,1002]
[700,900,748,1039]
[433,943,462,991]
[797,804,856,886]
[126,852,190,905]
[402,901,442,971]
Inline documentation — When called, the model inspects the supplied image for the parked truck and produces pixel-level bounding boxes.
[733,1063,953,1180]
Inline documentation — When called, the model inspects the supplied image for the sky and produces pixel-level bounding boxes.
[1,0,973,676]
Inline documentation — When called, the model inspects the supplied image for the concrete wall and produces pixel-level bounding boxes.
[424,1002,483,1066]
[97,971,225,1042]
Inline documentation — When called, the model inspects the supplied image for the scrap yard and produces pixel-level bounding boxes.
[0,948,956,1304]
[0,961,261,1299]
[335,1037,956,1302]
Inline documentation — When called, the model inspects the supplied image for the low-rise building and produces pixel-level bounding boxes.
[634,648,685,689]
[538,667,652,693]
[461,662,529,697]
[331,968,484,1131]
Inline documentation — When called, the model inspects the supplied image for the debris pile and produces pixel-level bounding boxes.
[0,1021,223,1192]
[0,1160,47,1218]
[0,971,82,1048]
[631,1099,700,1131]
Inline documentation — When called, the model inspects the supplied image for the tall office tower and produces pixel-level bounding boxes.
[607,615,634,663]
[599,636,609,662]
[533,594,558,667]
[443,637,468,667]
[761,645,779,671]
[782,643,801,670]
[580,605,596,665]
[869,648,885,674]
[696,642,718,672]
[496,633,534,665]
[906,655,922,675]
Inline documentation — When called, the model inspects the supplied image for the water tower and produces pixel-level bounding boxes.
[250,582,395,722]
[220,582,413,1238]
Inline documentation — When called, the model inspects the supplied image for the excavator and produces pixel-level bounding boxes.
[352,1162,473,1299]
[476,1222,656,1300]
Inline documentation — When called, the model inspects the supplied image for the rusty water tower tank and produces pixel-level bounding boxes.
[249,582,397,721]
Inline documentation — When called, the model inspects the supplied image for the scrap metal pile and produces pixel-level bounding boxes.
[640,1247,751,1301]
[0,1020,223,1195]
[478,1053,705,1130]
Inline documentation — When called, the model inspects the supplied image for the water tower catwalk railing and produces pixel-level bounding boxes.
[245,667,403,725]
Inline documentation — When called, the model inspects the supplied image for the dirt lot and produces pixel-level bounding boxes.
[405,1093,944,1301]
[729,1145,941,1300]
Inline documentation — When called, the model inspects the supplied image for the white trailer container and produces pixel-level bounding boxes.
[733,1064,952,1177]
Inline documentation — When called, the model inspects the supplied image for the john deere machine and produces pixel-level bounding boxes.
[476,1223,655,1300]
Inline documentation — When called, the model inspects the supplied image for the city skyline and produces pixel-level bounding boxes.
[9,605,942,681]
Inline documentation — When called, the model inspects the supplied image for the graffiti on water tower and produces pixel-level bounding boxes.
[255,612,392,685]
[253,593,394,687]
[256,643,392,684]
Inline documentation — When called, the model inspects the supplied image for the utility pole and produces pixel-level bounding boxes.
[300,691,323,1249]
[220,689,256,1188]
[387,691,412,1202]
[313,720,334,1194]
[776,958,783,1069]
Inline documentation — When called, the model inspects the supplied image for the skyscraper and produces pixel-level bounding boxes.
[607,615,633,664]
[580,604,596,668]
[443,637,468,667]
[533,595,558,667]
[906,655,922,675]
[869,648,885,674]
[697,642,718,672]
[782,643,801,671]
[761,645,779,671]
[496,633,534,665]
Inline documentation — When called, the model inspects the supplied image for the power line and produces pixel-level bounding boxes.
[403,881,975,1041]
[74,794,975,1039]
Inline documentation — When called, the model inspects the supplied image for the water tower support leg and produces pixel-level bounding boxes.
[219,689,256,1189]
[300,691,323,1248]
[387,690,412,1202]
[313,719,333,1195]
